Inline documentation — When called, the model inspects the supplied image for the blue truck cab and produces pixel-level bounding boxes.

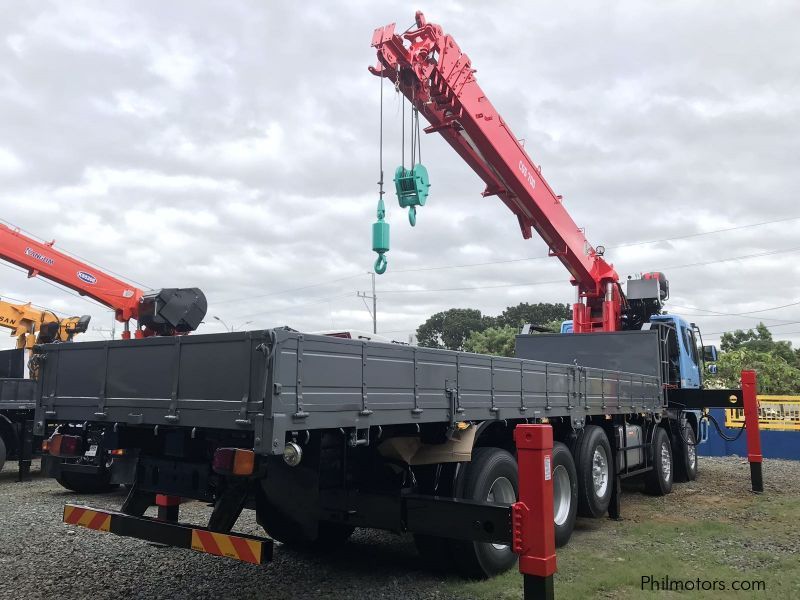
[560,311,717,444]
[560,314,711,389]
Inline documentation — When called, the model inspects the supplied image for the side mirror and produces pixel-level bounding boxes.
[703,345,718,362]
[707,364,718,375]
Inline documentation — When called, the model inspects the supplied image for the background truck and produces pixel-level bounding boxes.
[0,222,207,488]
[0,349,36,475]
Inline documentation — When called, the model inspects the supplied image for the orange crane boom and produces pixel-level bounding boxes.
[0,223,206,339]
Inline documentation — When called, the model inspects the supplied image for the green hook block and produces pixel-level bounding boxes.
[394,163,430,226]
[372,197,390,274]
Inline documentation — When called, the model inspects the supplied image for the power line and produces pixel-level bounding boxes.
[657,245,800,271]
[211,273,365,305]
[381,246,800,295]
[154,215,800,305]
[670,304,800,324]
[390,215,800,273]
[704,320,800,336]
[382,278,564,294]
[229,292,356,321]
[608,215,800,249]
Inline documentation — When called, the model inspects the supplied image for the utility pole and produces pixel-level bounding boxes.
[357,272,377,334]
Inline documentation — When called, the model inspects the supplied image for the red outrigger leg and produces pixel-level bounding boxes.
[513,424,557,600]
[741,370,764,493]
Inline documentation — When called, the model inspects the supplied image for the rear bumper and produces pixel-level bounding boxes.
[63,504,273,565]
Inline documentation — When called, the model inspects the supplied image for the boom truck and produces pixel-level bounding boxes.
[0,222,207,486]
[0,298,89,473]
[32,12,742,581]
[0,298,89,351]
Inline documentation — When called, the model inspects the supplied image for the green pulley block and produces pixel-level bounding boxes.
[372,197,390,274]
[394,163,430,226]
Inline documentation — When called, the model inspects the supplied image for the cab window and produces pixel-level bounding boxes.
[682,327,699,366]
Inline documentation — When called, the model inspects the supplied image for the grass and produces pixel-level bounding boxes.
[447,468,800,599]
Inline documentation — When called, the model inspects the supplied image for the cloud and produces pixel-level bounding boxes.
[0,0,799,350]
[0,147,23,174]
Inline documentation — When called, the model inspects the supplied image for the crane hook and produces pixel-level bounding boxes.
[372,198,390,274]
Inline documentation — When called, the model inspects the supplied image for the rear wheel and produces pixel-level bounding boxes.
[575,425,613,518]
[673,422,698,483]
[552,441,578,547]
[56,469,118,494]
[644,427,674,495]
[450,447,519,578]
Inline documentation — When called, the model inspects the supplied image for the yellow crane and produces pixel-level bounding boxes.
[0,298,90,349]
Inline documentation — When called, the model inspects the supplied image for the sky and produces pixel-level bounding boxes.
[1,0,799,350]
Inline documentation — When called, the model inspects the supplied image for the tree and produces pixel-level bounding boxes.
[464,326,517,357]
[496,302,571,329]
[720,323,797,367]
[416,308,495,351]
[415,302,570,351]
[707,348,800,394]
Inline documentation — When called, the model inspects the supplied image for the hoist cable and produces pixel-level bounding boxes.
[416,106,422,164]
[401,84,405,171]
[378,75,384,198]
[410,85,416,167]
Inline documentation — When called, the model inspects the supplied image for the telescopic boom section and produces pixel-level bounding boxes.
[0,223,206,339]
[370,12,623,332]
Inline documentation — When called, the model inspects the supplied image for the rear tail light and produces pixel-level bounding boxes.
[212,448,255,476]
[48,434,82,457]
[41,440,50,452]
[110,449,126,456]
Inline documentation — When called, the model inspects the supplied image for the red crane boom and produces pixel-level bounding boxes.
[0,222,206,339]
[370,12,624,332]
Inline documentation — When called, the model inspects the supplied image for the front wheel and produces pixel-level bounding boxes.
[450,447,519,578]
[673,422,698,483]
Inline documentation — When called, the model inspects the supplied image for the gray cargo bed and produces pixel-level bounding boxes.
[1,378,36,411]
[36,328,663,455]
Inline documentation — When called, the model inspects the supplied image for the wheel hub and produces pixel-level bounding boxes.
[661,441,671,481]
[552,464,571,526]
[687,432,696,470]
[592,446,609,497]
[487,476,516,550]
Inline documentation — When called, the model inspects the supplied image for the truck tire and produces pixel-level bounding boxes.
[56,470,118,494]
[0,435,6,473]
[644,427,674,496]
[552,441,578,547]
[672,422,698,483]
[575,425,613,518]
[450,447,518,579]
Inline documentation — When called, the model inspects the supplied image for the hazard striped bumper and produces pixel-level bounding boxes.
[63,504,273,565]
